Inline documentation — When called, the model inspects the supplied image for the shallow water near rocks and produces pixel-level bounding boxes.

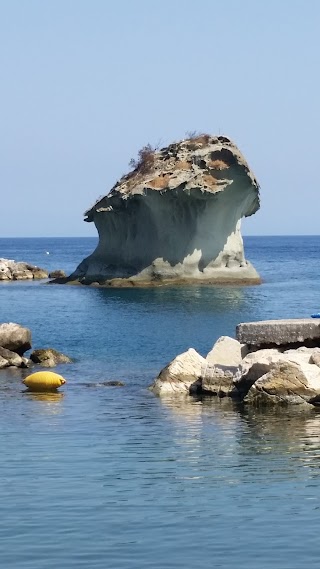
[1,236,320,568]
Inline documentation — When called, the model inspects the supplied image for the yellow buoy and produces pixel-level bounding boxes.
[23,371,66,391]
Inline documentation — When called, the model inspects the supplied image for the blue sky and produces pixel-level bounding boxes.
[1,0,319,236]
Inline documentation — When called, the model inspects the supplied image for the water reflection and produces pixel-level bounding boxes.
[24,391,64,403]
[23,390,65,416]
[157,395,320,481]
[93,284,246,313]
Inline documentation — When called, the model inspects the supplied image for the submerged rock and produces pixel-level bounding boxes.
[63,135,260,287]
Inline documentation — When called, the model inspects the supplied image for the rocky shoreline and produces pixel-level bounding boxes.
[4,316,320,408]
[150,319,320,407]
[0,322,71,369]
[0,259,66,281]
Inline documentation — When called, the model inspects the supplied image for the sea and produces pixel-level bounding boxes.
[1,235,320,569]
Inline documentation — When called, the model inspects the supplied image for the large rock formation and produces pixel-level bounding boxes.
[65,134,260,286]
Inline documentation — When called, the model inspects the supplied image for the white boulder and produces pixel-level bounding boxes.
[206,336,242,367]
[150,348,206,395]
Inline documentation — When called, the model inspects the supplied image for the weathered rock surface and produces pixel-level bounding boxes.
[0,346,26,367]
[0,323,73,374]
[30,348,72,368]
[310,349,320,367]
[206,336,242,367]
[201,364,242,396]
[0,355,10,369]
[0,259,48,280]
[150,348,206,395]
[244,361,320,406]
[0,323,32,355]
[237,319,320,348]
[152,319,320,406]
[63,135,260,286]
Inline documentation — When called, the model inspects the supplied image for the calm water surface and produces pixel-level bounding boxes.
[1,236,320,568]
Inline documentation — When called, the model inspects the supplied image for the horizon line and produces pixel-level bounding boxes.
[1,234,320,239]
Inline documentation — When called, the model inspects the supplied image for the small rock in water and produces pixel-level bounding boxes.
[98,380,125,387]
[86,380,125,387]
[30,348,72,368]
[49,269,66,279]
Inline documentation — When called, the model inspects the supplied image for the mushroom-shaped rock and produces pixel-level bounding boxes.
[0,323,32,355]
[150,348,206,395]
[65,135,260,287]
[23,371,66,391]
[30,348,72,368]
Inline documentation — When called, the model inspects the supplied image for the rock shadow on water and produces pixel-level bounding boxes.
[157,394,320,475]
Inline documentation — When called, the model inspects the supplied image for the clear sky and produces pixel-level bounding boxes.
[1,0,319,237]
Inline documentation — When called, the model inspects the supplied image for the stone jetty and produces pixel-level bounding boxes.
[150,319,320,407]
[236,319,320,348]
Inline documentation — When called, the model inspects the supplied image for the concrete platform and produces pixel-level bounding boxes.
[236,319,320,347]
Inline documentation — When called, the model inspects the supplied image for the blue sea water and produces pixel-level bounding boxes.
[1,236,320,568]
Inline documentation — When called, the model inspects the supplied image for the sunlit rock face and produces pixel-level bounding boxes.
[70,135,261,286]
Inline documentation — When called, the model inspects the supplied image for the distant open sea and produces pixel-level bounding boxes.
[1,236,320,569]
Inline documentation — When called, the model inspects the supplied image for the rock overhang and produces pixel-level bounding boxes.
[65,134,261,287]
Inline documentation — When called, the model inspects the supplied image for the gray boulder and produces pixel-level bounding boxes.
[49,270,66,279]
[201,364,242,397]
[0,323,32,355]
[245,361,320,406]
[0,355,9,369]
[30,348,72,368]
[0,346,26,367]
